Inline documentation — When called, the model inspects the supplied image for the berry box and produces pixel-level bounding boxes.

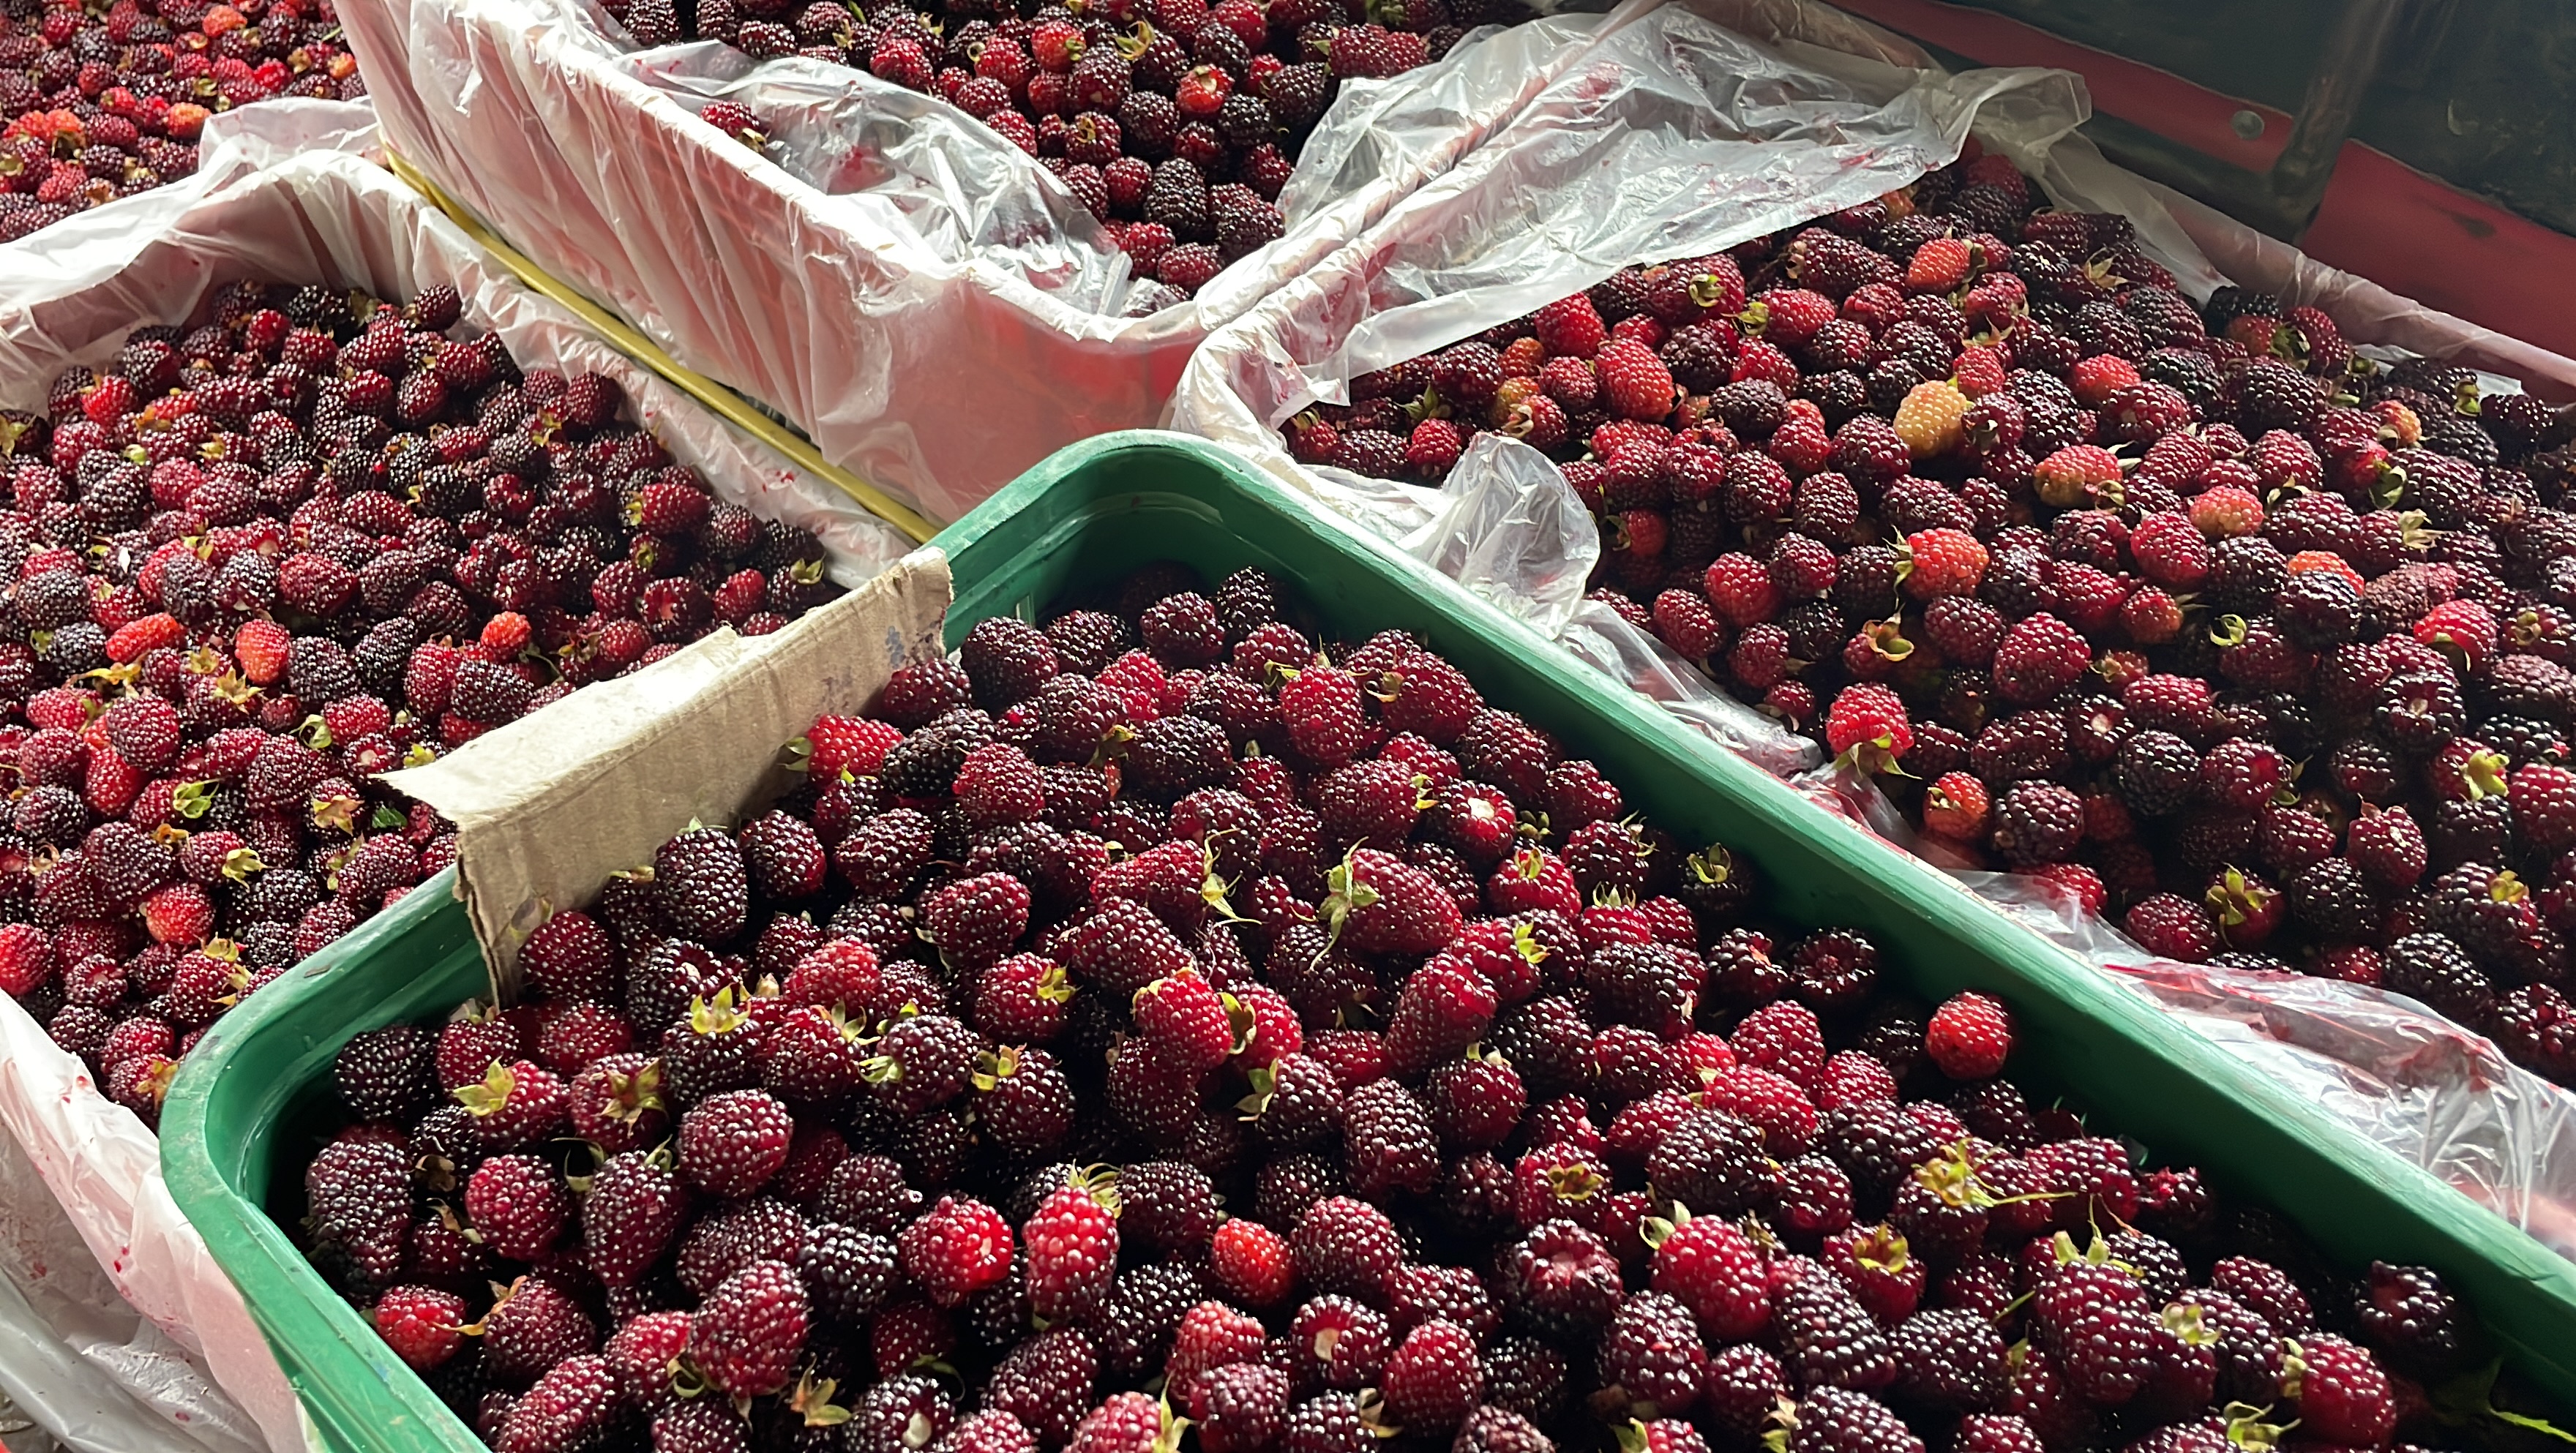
[0,138,919,1451]
[163,432,2576,1453]
[1174,0,2576,1236]
[330,0,1590,523]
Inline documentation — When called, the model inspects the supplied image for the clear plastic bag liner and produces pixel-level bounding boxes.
[0,129,917,1453]
[612,40,1131,310]
[1781,743,2576,1255]
[1394,433,1601,639]
[0,99,377,291]
[1985,121,2576,396]
[1959,870,2576,1259]
[1329,431,1830,770]
[333,0,1600,522]
[1558,599,1826,776]
[0,119,913,585]
[2152,179,2576,399]
[1167,1,2058,766]
[1776,756,2576,1255]
[0,1063,266,1453]
[0,994,296,1453]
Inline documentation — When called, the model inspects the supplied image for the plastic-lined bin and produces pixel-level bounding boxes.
[0,130,921,1453]
[327,0,1949,523]
[164,432,2576,1453]
[1167,0,2576,1272]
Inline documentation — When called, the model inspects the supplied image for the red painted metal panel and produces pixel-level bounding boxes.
[1823,0,2290,170]
[1818,0,2576,375]
[2302,142,2576,367]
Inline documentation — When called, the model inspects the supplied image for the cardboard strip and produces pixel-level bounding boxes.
[384,546,954,999]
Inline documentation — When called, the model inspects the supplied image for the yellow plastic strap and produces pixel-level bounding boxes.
[381,148,941,545]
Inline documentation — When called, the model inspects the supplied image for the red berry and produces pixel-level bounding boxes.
[1924,992,2012,1079]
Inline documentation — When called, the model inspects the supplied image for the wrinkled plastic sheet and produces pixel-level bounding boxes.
[332,0,1614,525]
[0,119,918,1453]
[1169,0,2078,454]
[1367,434,1830,775]
[1966,868,2576,1259]
[1167,0,2576,1261]
[0,1012,269,1453]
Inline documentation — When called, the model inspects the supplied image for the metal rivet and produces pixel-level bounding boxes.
[2230,109,2266,140]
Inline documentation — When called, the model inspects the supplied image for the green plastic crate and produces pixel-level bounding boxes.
[162,868,484,1453]
[163,429,2576,1452]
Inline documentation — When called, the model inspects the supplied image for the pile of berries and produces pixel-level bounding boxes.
[603,0,1519,308]
[0,0,363,241]
[1282,146,2576,1089]
[0,277,845,1121]
[292,560,2528,1453]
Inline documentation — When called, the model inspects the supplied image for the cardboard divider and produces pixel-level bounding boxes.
[386,548,954,999]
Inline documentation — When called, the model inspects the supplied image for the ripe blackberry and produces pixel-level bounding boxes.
[1282,1392,1371,1453]
[1090,1263,1207,1380]
[2497,983,2576,1082]
[1646,1108,1775,1217]
[1292,1196,1404,1300]
[880,710,998,800]
[1438,1151,1517,1239]
[2354,1261,2469,1373]
[1597,1291,1707,1419]
[1450,1406,1549,1453]
[305,1138,412,1283]
[1989,781,2084,866]
[1190,1362,1290,1453]
[1491,996,1598,1101]
[2429,794,2513,869]
[654,826,751,945]
[675,1195,805,1299]
[2424,413,2501,465]
[2324,738,2402,808]
[1208,567,1282,642]
[1500,1220,1622,1341]
[1254,1154,1347,1234]
[1123,713,1235,803]
[2275,568,2362,649]
[1831,544,1901,619]
[2029,1256,2157,1407]
[1885,1306,2008,1411]
[1112,1160,1218,1258]
[1968,711,2069,786]
[1586,942,1699,1037]
[1448,1342,1559,1431]
[984,1327,1098,1449]
[335,1024,437,1122]
[1815,1100,1945,1212]
[1343,1079,1441,1200]
[818,1153,921,1234]
[2112,730,2201,816]
[1385,1265,1497,1344]
[1774,1259,1897,1392]
[797,1223,899,1324]
[2225,358,2328,435]
[1778,1386,1922,1453]
[851,1376,957,1453]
